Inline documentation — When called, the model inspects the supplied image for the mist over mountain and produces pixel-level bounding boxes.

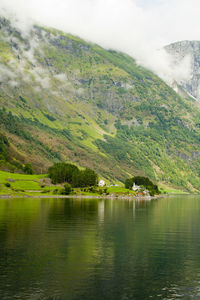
[1,0,200,86]
[1,16,200,191]
[165,41,200,100]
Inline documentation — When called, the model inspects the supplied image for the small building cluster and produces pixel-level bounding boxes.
[132,183,140,191]
[132,183,150,196]
[98,180,106,187]
[98,180,150,197]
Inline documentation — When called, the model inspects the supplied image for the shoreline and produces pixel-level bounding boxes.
[0,194,162,200]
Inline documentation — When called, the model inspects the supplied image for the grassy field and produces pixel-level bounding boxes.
[0,170,187,197]
[0,171,48,195]
[106,186,136,195]
[0,170,134,196]
[159,183,190,195]
[0,171,46,182]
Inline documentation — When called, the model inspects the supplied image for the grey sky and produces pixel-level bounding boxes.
[0,0,198,83]
[136,0,164,8]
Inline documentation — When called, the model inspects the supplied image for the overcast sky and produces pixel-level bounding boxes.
[136,0,164,8]
[0,0,199,82]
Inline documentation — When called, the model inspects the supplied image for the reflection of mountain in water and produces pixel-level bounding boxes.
[1,196,200,299]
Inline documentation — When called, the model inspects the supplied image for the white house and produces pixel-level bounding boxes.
[98,180,106,187]
[132,183,140,191]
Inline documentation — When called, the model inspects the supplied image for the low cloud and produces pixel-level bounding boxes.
[0,0,199,84]
[0,64,17,81]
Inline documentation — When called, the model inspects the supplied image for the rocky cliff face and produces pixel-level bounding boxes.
[165,41,200,99]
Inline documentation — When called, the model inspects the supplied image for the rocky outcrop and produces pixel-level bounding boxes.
[165,40,200,99]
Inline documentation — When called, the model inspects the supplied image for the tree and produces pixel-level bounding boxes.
[48,163,98,188]
[48,163,79,184]
[72,168,98,188]
[24,163,33,174]
[125,178,134,189]
[82,168,98,187]
[72,170,84,188]
[0,133,9,160]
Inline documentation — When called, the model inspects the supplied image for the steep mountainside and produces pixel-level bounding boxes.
[1,17,200,191]
[165,41,200,100]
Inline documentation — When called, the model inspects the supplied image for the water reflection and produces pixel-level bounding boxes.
[0,196,200,299]
[98,200,105,223]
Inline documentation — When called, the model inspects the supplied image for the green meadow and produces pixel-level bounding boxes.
[0,170,184,197]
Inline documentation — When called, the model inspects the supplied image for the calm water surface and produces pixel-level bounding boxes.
[1,196,200,299]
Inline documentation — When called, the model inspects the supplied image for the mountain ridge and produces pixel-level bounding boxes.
[1,16,200,191]
[165,40,200,100]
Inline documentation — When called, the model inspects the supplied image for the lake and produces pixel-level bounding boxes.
[0,195,200,299]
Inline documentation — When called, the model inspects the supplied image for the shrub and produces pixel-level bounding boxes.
[59,184,73,195]
[63,184,72,195]
[53,188,59,194]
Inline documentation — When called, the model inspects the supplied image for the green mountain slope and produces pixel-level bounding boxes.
[1,17,200,191]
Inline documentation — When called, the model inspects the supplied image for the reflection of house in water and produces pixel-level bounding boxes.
[98,201,105,222]
[132,201,136,218]
[132,183,140,191]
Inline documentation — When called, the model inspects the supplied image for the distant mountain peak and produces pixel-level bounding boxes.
[165,40,200,100]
